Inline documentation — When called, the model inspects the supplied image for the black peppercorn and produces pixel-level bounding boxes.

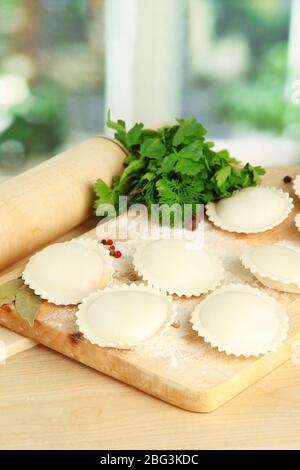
[283,175,292,184]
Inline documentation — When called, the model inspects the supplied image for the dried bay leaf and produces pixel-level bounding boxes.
[15,284,41,327]
[0,278,24,306]
[0,278,42,327]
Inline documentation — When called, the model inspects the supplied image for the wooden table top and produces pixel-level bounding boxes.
[1,159,300,449]
[0,345,299,450]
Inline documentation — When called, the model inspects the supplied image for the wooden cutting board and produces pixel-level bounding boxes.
[0,218,98,360]
[0,166,300,412]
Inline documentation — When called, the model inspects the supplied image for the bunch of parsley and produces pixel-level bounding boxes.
[94,113,265,218]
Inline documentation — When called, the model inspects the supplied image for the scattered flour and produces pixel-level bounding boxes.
[43,221,298,377]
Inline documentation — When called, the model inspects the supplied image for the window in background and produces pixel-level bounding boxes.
[0,0,104,176]
[184,0,300,140]
[1,0,299,177]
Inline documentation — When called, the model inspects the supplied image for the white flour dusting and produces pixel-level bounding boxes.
[43,221,299,380]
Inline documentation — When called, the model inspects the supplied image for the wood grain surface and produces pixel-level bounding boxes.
[0,136,126,358]
[0,137,126,270]
[0,345,299,450]
[0,167,300,414]
[0,217,98,359]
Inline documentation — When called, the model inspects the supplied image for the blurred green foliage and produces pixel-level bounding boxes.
[44,0,88,45]
[0,81,67,157]
[214,0,290,71]
[216,42,300,134]
[213,0,298,134]
[0,0,19,9]
[0,0,89,162]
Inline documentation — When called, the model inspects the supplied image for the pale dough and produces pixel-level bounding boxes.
[133,238,224,296]
[191,284,289,357]
[76,284,177,349]
[206,186,293,233]
[22,239,113,305]
[241,244,300,293]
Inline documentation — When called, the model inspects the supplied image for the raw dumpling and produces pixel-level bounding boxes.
[191,284,289,357]
[76,284,177,349]
[206,187,293,233]
[241,244,300,293]
[22,239,113,305]
[133,238,224,297]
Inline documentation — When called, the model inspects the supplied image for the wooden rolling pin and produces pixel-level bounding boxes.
[0,137,126,271]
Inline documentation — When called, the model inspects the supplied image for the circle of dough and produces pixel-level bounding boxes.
[133,239,224,296]
[206,186,293,233]
[241,244,300,293]
[190,284,289,357]
[22,239,113,305]
[75,284,177,349]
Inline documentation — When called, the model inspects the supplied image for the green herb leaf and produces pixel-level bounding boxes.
[106,110,126,133]
[0,278,24,306]
[156,178,178,204]
[252,166,266,184]
[125,122,144,147]
[205,141,215,149]
[94,179,117,208]
[121,159,145,182]
[178,141,203,161]
[106,110,127,145]
[175,159,203,176]
[141,172,156,182]
[140,138,166,158]
[162,153,177,173]
[15,284,41,327]
[96,113,266,222]
[173,118,206,146]
[215,166,231,187]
